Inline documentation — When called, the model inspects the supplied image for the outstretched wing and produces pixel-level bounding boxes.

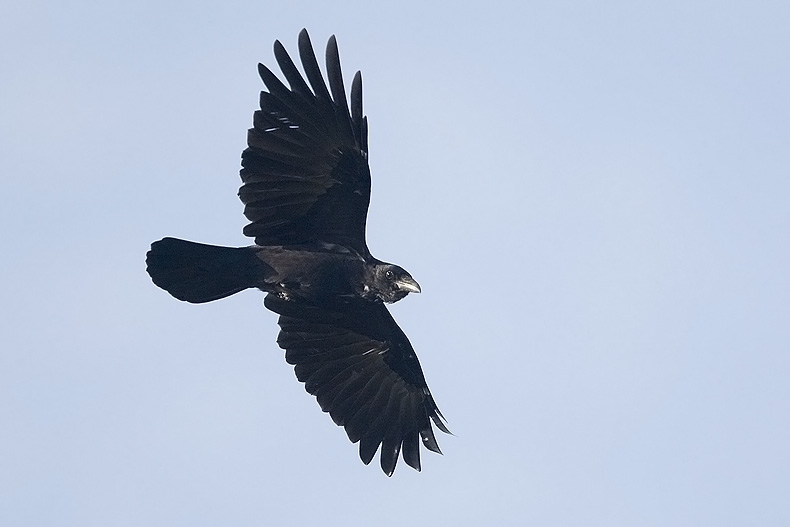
[239,29,371,256]
[264,294,449,476]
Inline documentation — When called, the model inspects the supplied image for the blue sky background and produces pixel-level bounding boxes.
[2,1,789,525]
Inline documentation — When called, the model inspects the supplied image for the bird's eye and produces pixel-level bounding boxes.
[385,270,394,280]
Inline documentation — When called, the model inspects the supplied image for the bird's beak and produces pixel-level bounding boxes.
[396,277,421,294]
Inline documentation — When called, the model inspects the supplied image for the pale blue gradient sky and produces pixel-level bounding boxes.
[2,1,789,525]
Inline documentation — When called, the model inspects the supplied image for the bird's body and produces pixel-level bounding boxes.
[146,29,447,476]
[148,237,419,305]
[254,243,370,302]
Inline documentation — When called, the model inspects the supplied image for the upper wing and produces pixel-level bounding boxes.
[239,29,371,256]
[263,294,450,476]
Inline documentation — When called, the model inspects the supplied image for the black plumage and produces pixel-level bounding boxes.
[146,29,448,476]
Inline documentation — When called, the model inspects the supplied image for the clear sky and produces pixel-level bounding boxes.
[2,1,789,525]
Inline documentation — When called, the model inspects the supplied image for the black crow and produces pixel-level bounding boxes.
[146,29,449,476]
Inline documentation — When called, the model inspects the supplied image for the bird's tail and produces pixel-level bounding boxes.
[146,237,269,303]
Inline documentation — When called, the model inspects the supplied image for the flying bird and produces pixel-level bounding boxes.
[146,29,449,476]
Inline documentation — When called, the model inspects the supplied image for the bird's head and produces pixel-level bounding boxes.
[365,263,421,303]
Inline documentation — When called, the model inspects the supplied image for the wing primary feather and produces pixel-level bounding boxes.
[431,410,452,435]
[273,39,313,97]
[358,435,379,466]
[380,433,401,477]
[362,116,368,154]
[358,391,395,465]
[298,29,332,101]
[379,392,410,476]
[350,71,364,148]
[424,392,452,434]
[256,62,292,102]
[325,35,354,141]
[401,430,421,471]
[400,394,421,470]
[420,424,443,455]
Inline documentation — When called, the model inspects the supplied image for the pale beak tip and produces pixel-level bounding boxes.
[397,278,421,294]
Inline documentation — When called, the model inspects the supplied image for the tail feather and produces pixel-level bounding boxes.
[146,237,269,303]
